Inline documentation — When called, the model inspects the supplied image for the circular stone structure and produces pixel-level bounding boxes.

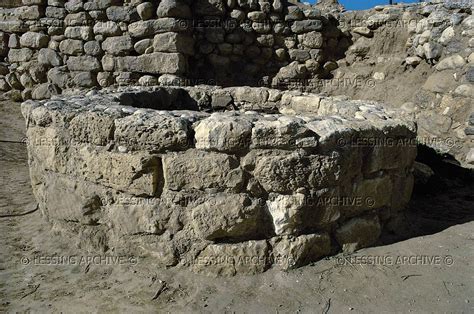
[22,85,417,276]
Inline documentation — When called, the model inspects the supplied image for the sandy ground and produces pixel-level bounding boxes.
[1,100,473,313]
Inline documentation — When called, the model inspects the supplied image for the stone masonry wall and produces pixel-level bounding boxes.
[0,0,192,101]
[22,86,417,275]
[187,0,347,86]
[0,0,348,101]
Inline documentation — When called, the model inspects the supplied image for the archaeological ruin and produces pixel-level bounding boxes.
[21,85,417,275]
[1,0,473,276]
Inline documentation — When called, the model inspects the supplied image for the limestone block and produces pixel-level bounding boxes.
[114,112,191,152]
[192,193,264,240]
[194,114,253,153]
[102,35,133,55]
[112,52,186,74]
[153,32,194,55]
[271,233,330,269]
[66,56,102,72]
[162,150,244,192]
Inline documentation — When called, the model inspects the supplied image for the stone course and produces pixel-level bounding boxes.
[22,85,417,275]
[0,0,349,99]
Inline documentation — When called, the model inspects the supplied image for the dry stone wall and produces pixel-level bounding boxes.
[22,85,417,275]
[0,0,194,100]
[188,0,347,86]
[0,0,348,100]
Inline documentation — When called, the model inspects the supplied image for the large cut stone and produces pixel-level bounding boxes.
[153,32,194,55]
[32,83,60,99]
[291,20,322,33]
[64,12,92,26]
[69,112,116,145]
[231,86,269,104]
[66,56,102,72]
[435,54,466,71]
[253,151,340,193]
[32,171,108,224]
[27,128,160,196]
[16,5,43,20]
[93,21,122,36]
[106,5,137,22]
[364,144,416,174]
[349,176,392,213]
[114,113,191,152]
[70,146,160,196]
[137,2,154,20]
[106,201,162,236]
[0,20,29,33]
[162,150,244,192]
[192,193,264,240]
[194,114,253,153]
[64,26,94,41]
[251,117,318,149]
[271,233,331,269]
[298,31,323,49]
[112,52,186,74]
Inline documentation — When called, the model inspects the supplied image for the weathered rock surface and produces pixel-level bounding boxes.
[21,86,417,275]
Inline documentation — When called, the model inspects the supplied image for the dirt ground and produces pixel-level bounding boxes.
[1,100,473,313]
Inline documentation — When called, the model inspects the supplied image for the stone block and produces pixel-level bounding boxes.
[8,48,33,62]
[162,150,244,192]
[66,56,102,72]
[153,32,194,55]
[102,35,133,55]
[112,52,186,74]
[194,114,253,153]
[19,32,49,48]
[114,113,191,152]
[128,18,187,38]
[271,233,330,270]
[192,193,264,240]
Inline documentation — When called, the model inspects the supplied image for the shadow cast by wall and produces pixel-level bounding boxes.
[380,144,474,245]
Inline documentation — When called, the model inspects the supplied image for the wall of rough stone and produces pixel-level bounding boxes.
[22,86,417,275]
[0,0,349,101]
[187,0,348,86]
[0,0,193,100]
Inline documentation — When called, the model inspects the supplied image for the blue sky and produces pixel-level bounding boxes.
[308,0,420,10]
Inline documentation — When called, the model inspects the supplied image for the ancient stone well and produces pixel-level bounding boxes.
[22,85,417,276]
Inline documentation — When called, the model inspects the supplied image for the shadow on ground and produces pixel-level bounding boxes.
[381,145,474,245]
